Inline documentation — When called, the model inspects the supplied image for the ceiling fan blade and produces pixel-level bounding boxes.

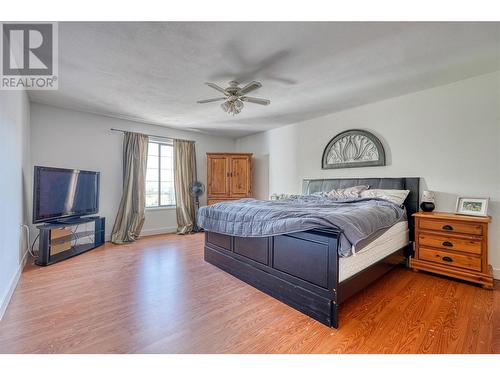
[238,81,262,95]
[197,97,226,104]
[205,82,228,94]
[240,96,270,105]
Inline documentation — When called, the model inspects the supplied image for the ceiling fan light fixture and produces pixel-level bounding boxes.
[199,81,269,115]
[221,99,244,116]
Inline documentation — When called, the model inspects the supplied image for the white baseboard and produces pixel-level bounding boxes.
[141,226,177,237]
[0,250,28,321]
[492,267,500,281]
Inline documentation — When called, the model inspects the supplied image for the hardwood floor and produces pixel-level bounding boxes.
[0,233,498,353]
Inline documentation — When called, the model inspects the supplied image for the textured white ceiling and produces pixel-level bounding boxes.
[29,22,500,138]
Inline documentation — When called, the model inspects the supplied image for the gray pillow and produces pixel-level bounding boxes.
[325,185,370,199]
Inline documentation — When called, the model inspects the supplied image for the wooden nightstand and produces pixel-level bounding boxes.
[411,212,493,288]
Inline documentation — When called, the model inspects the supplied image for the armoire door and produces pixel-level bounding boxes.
[230,155,251,197]
[207,154,230,197]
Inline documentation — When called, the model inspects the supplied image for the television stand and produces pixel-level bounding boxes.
[35,216,105,266]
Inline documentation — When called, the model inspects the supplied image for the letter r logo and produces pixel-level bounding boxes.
[2,23,53,75]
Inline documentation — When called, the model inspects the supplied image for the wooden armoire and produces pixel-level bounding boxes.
[206,153,252,205]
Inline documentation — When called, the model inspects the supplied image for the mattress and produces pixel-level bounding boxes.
[339,221,409,282]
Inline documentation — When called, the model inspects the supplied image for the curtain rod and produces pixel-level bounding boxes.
[110,128,195,143]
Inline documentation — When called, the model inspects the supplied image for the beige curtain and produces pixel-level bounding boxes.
[111,132,149,244]
[173,139,197,234]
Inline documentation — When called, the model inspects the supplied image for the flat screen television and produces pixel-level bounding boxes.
[33,166,100,224]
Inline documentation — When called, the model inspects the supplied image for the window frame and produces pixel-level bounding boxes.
[146,140,175,209]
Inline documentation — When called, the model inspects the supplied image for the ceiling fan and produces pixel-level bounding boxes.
[197,80,270,116]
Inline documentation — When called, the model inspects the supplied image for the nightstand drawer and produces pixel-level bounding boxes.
[419,219,483,235]
[418,234,482,255]
[419,247,481,272]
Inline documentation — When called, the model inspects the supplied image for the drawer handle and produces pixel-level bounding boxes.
[442,241,453,247]
[442,256,453,262]
[442,225,454,231]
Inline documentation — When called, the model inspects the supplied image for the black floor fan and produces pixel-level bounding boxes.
[189,181,205,232]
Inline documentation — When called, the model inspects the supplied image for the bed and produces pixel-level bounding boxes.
[201,177,419,328]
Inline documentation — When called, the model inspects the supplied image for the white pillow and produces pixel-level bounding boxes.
[325,185,370,199]
[360,189,410,206]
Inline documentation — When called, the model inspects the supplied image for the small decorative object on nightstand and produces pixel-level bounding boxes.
[411,211,493,288]
[420,190,435,212]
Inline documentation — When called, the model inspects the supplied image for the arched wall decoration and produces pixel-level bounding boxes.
[322,129,386,169]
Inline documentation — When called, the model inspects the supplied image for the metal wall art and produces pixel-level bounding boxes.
[322,129,386,169]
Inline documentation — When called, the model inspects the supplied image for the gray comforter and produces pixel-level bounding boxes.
[197,196,406,257]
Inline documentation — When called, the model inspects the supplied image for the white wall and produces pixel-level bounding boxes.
[237,71,500,278]
[0,90,30,319]
[30,103,235,239]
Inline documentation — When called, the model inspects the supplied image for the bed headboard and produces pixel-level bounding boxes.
[302,177,420,241]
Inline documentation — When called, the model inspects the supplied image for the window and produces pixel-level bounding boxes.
[146,141,175,207]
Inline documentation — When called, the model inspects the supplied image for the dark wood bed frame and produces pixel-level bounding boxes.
[204,177,420,328]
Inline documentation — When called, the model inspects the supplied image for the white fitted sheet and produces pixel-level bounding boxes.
[339,221,409,282]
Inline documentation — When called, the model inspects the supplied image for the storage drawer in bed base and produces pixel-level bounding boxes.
[206,231,338,291]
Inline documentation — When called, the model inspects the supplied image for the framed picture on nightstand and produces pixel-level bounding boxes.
[455,197,489,217]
